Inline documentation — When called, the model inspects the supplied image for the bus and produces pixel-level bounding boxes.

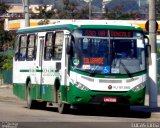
[13,21,150,114]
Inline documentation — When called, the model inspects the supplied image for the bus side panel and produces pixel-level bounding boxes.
[60,85,68,102]
[41,85,54,102]
[13,83,26,100]
[30,84,38,100]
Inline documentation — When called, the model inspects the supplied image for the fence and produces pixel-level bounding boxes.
[0,50,13,85]
[0,70,12,85]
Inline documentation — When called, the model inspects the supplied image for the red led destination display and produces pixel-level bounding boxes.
[83,57,104,64]
[82,30,108,37]
[82,30,133,38]
[110,30,132,37]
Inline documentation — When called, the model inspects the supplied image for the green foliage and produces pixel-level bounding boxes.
[0,73,3,79]
[2,54,13,70]
[157,47,160,53]
[0,53,13,70]
[0,54,6,70]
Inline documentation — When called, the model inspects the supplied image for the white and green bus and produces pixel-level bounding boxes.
[13,21,150,114]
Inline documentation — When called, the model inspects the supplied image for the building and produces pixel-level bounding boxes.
[137,0,148,8]
[0,0,54,19]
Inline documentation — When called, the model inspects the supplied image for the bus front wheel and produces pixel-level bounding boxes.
[57,89,70,114]
[26,81,37,109]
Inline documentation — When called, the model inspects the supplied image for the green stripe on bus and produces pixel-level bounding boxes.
[20,69,29,72]
[20,69,43,72]
[36,69,43,72]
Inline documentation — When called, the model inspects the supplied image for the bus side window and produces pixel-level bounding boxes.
[17,35,27,61]
[44,32,53,60]
[53,32,63,60]
[26,34,36,61]
[15,35,20,61]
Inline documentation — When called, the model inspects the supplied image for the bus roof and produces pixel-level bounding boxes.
[16,21,143,34]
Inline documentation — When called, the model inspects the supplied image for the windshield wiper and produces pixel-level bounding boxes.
[120,60,133,78]
[73,67,96,76]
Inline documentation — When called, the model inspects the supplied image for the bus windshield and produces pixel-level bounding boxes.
[71,29,146,75]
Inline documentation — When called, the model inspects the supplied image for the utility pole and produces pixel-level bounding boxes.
[89,0,91,19]
[23,0,30,27]
[149,0,158,108]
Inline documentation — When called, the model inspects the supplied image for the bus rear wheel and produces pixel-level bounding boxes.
[26,82,37,109]
[57,89,70,114]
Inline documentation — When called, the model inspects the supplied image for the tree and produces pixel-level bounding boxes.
[156,0,160,19]
[32,0,90,22]
[2,53,13,70]
[103,5,139,20]
[0,2,10,15]
[32,5,55,25]
[0,23,15,51]
[0,2,15,51]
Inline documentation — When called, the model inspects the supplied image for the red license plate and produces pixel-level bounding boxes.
[104,97,117,103]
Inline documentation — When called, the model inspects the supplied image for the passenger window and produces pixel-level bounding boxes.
[44,33,53,60]
[53,32,63,60]
[14,36,20,61]
[17,35,27,61]
[27,34,36,61]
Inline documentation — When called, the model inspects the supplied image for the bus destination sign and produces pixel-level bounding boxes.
[82,30,132,37]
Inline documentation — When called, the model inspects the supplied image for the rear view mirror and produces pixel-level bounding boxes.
[145,36,151,65]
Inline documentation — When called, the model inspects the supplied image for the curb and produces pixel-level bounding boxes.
[151,112,160,118]
[0,85,11,88]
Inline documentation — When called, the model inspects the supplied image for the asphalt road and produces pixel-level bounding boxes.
[0,85,160,128]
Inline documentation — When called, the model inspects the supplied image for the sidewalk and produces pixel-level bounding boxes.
[0,84,160,118]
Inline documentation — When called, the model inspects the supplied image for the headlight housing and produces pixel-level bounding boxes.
[131,83,145,92]
[70,79,89,90]
[75,82,89,90]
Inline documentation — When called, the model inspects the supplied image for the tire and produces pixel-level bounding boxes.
[26,81,37,109]
[57,89,70,114]
[39,101,47,110]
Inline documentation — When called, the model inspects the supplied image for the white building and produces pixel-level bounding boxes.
[137,0,148,7]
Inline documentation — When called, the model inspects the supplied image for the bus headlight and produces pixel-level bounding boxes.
[131,83,145,92]
[75,82,89,91]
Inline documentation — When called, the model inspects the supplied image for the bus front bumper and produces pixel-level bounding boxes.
[62,83,145,106]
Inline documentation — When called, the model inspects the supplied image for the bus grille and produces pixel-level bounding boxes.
[99,79,122,83]
[81,76,94,82]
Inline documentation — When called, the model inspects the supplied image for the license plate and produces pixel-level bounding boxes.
[104,97,117,103]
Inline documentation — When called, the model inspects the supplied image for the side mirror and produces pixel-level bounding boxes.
[144,35,152,65]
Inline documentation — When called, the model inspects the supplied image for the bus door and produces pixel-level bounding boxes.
[36,32,45,99]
